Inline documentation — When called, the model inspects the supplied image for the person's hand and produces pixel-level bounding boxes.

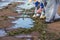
[37,8,43,13]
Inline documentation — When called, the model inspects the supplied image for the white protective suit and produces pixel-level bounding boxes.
[45,0,60,22]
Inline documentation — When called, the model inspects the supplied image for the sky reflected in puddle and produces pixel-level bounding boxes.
[0,29,7,37]
[11,17,34,29]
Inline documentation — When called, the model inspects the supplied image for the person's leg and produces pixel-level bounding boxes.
[33,7,37,17]
[39,8,46,19]
[45,0,58,22]
[33,6,40,17]
[54,2,60,20]
[55,13,60,20]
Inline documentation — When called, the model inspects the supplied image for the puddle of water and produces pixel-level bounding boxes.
[0,0,27,9]
[0,2,11,9]
[10,18,34,29]
[0,0,13,2]
[16,0,35,10]
[14,0,25,2]
[15,34,32,38]
[26,39,31,40]
[17,15,30,17]
[16,10,23,14]
[16,3,34,9]
[8,16,15,19]
[0,29,7,37]
[15,34,32,40]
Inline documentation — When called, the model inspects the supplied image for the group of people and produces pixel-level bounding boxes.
[33,0,47,19]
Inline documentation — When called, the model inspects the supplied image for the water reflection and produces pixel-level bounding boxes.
[15,34,32,38]
[0,29,7,37]
[11,18,34,29]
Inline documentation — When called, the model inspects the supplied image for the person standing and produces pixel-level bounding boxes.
[33,0,40,17]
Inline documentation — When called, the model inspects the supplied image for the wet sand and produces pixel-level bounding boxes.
[0,2,20,28]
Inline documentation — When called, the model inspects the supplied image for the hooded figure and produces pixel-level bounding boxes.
[33,0,45,19]
[45,0,60,22]
[33,0,40,17]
